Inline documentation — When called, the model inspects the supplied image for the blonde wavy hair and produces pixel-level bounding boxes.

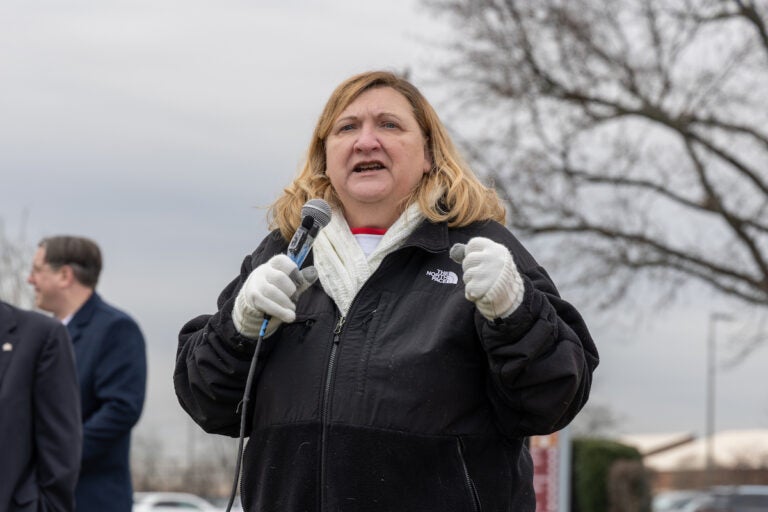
[268,70,506,240]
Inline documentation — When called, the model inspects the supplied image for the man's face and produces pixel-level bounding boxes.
[27,247,65,313]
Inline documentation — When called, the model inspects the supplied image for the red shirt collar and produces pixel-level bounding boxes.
[350,227,387,235]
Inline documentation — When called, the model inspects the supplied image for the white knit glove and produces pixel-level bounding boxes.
[450,237,525,321]
[232,254,318,338]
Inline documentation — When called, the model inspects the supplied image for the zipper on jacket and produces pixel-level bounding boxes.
[320,315,345,510]
[456,438,482,512]
[322,315,345,423]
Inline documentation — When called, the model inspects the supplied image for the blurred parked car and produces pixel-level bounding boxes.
[210,495,244,512]
[133,492,223,512]
[653,489,705,512]
[681,485,768,512]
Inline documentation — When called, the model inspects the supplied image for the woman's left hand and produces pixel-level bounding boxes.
[451,237,525,321]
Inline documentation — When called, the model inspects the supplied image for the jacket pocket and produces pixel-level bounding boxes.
[279,316,316,345]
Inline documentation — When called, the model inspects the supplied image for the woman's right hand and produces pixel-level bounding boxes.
[232,254,317,338]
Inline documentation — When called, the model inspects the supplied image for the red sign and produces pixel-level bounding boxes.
[531,433,559,512]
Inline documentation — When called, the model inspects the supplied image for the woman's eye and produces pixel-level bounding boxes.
[338,124,356,132]
[382,121,398,129]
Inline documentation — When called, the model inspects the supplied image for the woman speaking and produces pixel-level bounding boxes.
[174,70,599,512]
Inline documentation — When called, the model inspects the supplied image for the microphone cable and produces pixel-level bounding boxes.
[224,330,264,512]
[224,254,272,512]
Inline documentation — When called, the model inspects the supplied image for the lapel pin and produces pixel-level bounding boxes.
[2,342,12,352]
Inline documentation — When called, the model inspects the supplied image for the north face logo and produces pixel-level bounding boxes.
[426,269,459,284]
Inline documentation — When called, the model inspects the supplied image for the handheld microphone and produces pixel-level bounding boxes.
[259,199,331,336]
[287,199,332,266]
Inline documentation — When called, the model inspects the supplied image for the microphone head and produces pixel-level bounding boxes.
[301,199,332,228]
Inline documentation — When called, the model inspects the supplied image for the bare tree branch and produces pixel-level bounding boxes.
[0,214,34,309]
[424,0,768,351]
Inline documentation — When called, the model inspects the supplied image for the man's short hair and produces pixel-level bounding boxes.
[39,236,102,288]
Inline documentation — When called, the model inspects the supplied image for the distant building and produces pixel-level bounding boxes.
[621,429,768,492]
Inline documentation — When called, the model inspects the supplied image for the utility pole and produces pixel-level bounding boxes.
[706,312,733,484]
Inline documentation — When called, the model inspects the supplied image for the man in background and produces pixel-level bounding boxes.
[0,299,81,512]
[28,235,147,512]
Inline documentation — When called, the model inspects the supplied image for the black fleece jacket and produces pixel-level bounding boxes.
[174,219,599,512]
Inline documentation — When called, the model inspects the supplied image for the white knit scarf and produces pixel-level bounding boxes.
[312,203,424,315]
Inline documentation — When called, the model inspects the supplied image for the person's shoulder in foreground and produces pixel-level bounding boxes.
[0,300,82,512]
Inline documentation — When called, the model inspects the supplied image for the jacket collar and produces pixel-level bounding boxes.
[402,219,451,254]
[67,292,101,342]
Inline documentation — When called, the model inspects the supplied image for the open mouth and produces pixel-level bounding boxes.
[353,162,386,173]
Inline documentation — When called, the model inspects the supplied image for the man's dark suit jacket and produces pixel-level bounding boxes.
[0,301,82,512]
[66,293,146,512]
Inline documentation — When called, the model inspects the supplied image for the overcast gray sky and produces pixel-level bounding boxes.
[2,0,766,461]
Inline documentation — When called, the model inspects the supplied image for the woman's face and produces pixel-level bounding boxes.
[324,86,431,227]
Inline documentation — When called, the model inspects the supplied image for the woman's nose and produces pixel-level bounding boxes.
[353,124,381,152]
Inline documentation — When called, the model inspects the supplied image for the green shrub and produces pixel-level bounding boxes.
[571,438,650,512]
